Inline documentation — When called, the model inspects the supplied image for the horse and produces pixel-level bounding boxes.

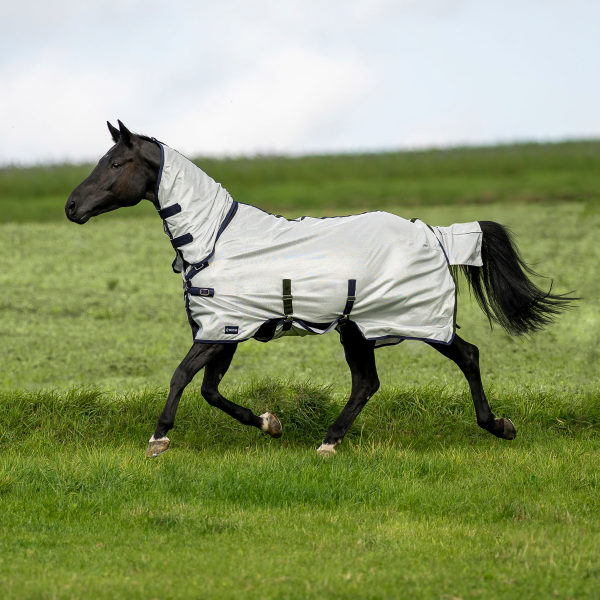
[65,120,574,458]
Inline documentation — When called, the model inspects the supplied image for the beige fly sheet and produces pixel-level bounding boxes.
[155,144,482,347]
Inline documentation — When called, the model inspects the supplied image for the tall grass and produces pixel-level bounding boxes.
[3,381,599,456]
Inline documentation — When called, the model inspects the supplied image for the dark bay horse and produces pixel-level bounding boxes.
[66,121,574,458]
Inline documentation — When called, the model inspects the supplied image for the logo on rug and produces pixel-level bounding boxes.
[224,326,239,335]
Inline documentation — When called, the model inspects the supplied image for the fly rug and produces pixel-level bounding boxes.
[66,121,574,458]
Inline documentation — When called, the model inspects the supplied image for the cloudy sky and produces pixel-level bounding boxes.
[1,0,598,164]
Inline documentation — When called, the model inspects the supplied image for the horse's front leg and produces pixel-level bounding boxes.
[201,344,282,438]
[146,343,224,458]
[427,334,517,440]
[318,322,380,456]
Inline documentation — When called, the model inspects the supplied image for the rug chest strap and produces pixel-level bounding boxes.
[171,232,193,248]
[282,279,294,331]
[158,203,182,219]
[186,286,214,297]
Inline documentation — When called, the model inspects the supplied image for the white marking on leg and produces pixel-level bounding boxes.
[317,443,336,455]
[259,412,282,438]
[260,415,269,432]
[149,435,169,443]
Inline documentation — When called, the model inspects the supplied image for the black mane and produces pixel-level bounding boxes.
[136,133,156,143]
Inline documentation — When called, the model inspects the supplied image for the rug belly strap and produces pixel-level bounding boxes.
[282,279,294,331]
[338,279,357,324]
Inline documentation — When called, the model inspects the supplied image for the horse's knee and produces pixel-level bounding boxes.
[368,377,380,398]
[458,342,480,380]
[201,385,219,407]
[462,340,479,365]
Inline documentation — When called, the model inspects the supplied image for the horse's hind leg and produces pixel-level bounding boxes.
[318,322,379,456]
[427,334,516,440]
[201,346,282,438]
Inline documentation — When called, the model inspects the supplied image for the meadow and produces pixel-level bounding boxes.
[0,141,599,599]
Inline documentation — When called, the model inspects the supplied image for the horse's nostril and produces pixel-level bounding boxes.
[67,199,77,216]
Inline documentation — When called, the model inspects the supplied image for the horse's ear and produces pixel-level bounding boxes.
[107,121,120,143]
[117,120,133,147]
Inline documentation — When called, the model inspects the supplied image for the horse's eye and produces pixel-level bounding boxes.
[111,162,122,169]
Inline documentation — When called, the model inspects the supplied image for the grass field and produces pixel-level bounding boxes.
[2,139,600,222]
[1,142,599,598]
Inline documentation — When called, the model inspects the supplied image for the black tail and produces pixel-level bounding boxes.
[459,221,576,336]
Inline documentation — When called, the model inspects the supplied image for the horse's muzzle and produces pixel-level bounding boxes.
[65,197,89,224]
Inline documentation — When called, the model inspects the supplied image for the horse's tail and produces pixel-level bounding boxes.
[458,221,576,336]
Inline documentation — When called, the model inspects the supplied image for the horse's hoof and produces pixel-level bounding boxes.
[502,418,517,440]
[260,412,282,438]
[146,436,170,458]
[317,443,336,457]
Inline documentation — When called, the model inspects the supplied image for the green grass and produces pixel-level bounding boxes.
[1,388,599,598]
[1,143,600,597]
[0,201,597,392]
[3,382,600,454]
[2,139,600,222]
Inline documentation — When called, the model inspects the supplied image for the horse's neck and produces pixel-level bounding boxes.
[138,138,162,206]
[157,145,231,214]
[156,145,235,269]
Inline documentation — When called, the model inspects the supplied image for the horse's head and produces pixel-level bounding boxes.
[65,121,161,224]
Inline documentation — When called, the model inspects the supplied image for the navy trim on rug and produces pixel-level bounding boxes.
[152,141,176,248]
[372,331,455,347]
[171,251,183,274]
[185,263,209,281]
[434,230,450,266]
[184,292,200,338]
[194,324,455,347]
[152,140,165,210]
[193,338,249,344]
[184,201,239,278]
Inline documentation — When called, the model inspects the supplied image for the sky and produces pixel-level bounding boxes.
[1,0,599,164]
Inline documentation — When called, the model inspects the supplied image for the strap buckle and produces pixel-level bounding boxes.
[282,314,294,331]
